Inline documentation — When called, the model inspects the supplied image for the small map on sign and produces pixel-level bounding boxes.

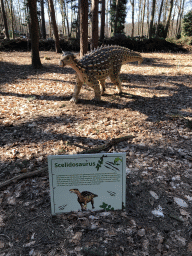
[48,153,126,215]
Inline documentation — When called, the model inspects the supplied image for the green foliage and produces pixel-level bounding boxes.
[156,23,166,38]
[99,202,114,211]
[110,0,127,35]
[166,36,192,46]
[178,36,192,45]
[182,10,192,36]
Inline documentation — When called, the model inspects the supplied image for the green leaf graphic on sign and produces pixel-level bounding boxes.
[96,155,107,171]
[114,157,122,165]
[99,202,114,211]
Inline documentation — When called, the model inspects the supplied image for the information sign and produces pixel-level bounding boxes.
[48,153,126,214]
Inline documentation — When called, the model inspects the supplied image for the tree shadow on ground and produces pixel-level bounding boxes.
[0,61,72,87]
[0,55,185,88]
[0,136,191,255]
[1,72,191,124]
[76,77,192,122]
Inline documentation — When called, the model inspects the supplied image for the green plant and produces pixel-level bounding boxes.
[110,0,127,35]
[183,10,192,37]
[156,23,166,38]
[178,36,192,45]
[58,147,66,154]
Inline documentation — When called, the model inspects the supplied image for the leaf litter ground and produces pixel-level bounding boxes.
[0,50,192,255]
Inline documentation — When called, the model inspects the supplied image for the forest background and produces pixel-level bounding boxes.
[1,0,192,44]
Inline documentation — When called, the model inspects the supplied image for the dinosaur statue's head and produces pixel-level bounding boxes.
[69,188,79,194]
[60,52,77,67]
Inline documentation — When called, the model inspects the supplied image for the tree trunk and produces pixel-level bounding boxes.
[100,0,105,40]
[64,0,70,36]
[141,0,146,37]
[17,0,22,35]
[40,0,46,39]
[106,0,109,37]
[156,0,164,36]
[47,0,61,53]
[114,0,118,35]
[130,0,134,37]
[148,0,156,38]
[164,0,174,38]
[76,0,80,39]
[176,0,185,37]
[157,0,164,25]
[138,0,142,36]
[91,0,98,49]
[10,0,14,38]
[79,0,88,57]
[60,0,69,37]
[1,0,9,39]
[28,0,42,69]
[170,2,176,36]
[47,4,52,37]
[146,0,150,36]
[163,0,168,25]
[59,0,66,36]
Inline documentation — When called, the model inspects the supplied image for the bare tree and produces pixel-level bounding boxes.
[59,0,70,36]
[114,0,118,35]
[100,0,105,40]
[175,0,185,37]
[28,0,42,69]
[1,0,9,39]
[129,0,134,37]
[79,0,88,57]
[40,0,46,39]
[48,0,61,53]
[9,0,14,38]
[91,0,98,49]
[162,0,168,24]
[141,0,146,36]
[148,0,156,38]
[164,0,174,37]
[138,0,142,35]
[156,0,164,36]
[146,0,150,35]
[105,0,111,37]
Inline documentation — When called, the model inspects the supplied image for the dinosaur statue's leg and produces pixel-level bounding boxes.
[99,79,105,95]
[83,203,87,211]
[91,199,95,209]
[80,203,87,211]
[109,65,122,94]
[70,76,83,103]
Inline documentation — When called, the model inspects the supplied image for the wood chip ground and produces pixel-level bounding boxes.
[0,50,192,255]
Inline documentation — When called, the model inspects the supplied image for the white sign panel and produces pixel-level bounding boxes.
[48,153,126,215]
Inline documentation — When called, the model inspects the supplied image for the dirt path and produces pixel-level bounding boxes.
[0,50,192,255]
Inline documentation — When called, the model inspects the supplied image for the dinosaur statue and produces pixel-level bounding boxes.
[69,188,98,211]
[60,45,143,103]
